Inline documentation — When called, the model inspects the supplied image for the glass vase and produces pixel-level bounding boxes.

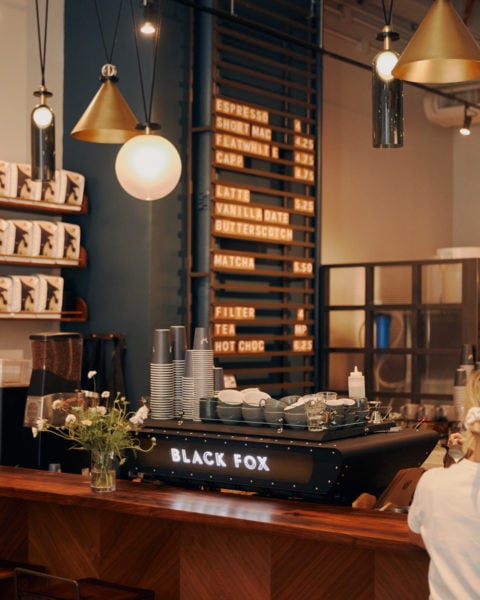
[90,449,116,492]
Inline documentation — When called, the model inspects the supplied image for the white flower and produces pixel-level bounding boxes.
[129,404,149,427]
[95,406,107,416]
[65,414,77,426]
[80,419,93,427]
[36,418,47,431]
[87,370,97,380]
[101,391,110,399]
[52,399,62,410]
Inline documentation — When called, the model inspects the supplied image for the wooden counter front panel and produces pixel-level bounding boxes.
[0,468,429,600]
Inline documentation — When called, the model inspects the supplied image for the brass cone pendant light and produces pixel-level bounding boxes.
[71,64,139,143]
[392,0,480,84]
[70,0,139,143]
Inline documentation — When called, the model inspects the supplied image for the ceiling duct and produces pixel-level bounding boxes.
[424,82,480,126]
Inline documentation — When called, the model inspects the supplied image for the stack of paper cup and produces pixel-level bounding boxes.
[171,325,187,418]
[190,328,214,421]
[150,329,174,419]
[181,350,195,419]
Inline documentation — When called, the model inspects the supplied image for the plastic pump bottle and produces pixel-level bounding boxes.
[348,366,365,400]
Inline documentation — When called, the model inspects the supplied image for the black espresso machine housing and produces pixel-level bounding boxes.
[131,421,439,505]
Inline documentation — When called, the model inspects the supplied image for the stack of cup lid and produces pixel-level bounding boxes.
[150,328,174,419]
[170,325,187,418]
[190,327,214,421]
[181,350,195,420]
[213,366,225,396]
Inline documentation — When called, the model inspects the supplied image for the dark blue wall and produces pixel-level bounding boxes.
[62,0,190,405]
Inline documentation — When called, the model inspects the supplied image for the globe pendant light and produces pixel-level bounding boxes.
[115,0,182,201]
[31,0,55,181]
[392,0,480,84]
[115,126,182,200]
[70,0,139,144]
[372,20,403,148]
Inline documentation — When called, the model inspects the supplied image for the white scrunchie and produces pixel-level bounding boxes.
[464,407,480,429]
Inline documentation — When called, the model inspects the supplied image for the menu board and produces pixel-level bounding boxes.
[190,1,319,396]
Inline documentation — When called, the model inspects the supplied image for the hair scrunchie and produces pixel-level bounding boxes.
[464,406,480,430]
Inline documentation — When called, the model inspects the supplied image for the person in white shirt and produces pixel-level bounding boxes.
[408,405,480,600]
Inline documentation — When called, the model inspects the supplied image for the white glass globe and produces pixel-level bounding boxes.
[115,133,182,201]
[374,50,399,82]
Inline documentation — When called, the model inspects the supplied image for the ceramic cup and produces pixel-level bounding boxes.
[284,398,307,429]
[216,402,243,425]
[241,403,265,426]
[199,397,219,422]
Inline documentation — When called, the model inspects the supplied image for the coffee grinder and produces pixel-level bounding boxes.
[22,332,84,471]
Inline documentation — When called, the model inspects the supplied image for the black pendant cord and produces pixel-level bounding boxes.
[93,0,125,79]
[381,0,394,27]
[35,0,49,88]
[130,0,162,129]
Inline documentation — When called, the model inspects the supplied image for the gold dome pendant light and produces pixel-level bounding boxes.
[392,0,480,84]
[71,0,139,143]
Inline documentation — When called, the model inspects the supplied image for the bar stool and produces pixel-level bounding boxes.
[0,560,45,600]
[14,568,154,600]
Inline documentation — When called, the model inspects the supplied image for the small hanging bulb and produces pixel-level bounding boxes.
[140,1,156,35]
[459,107,472,136]
[31,85,55,181]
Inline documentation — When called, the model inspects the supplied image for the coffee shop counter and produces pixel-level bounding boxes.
[0,466,428,599]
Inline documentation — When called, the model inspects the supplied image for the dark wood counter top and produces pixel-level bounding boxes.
[0,466,414,551]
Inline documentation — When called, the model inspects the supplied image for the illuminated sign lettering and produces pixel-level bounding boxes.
[214,184,250,203]
[293,339,313,352]
[213,218,293,242]
[170,447,270,472]
[214,202,263,221]
[214,305,256,319]
[294,197,315,214]
[214,323,236,336]
[215,150,244,167]
[213,253,255,271]
[215,133,270,158]
[215,98,269,124]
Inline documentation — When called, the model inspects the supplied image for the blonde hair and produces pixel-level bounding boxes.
[462,371,480,455]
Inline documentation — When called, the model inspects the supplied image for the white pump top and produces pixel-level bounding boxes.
[348,366,365,400]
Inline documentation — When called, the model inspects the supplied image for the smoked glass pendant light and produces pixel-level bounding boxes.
[71,0,139,143]
[392,0,480,84]
[372,1,403,148]
[115,0,181,201]
[31,0,55,181]
[459,106,472,136]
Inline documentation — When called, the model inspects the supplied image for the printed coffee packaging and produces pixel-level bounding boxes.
[36,274,63,312]
[31,221,57,258]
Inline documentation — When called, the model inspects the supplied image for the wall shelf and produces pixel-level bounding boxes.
[0,246,87,268]
[0,194,88,215]
[0,297,87,322]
